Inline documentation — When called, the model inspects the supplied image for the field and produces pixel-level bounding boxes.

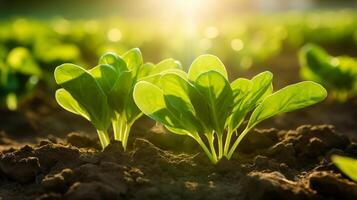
[0,4,357,200]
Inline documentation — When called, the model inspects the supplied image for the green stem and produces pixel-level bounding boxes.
[6,93,18,111]
[224,119,244,157]
[120,118,125,141]
[206,133,218,162]
[112,115,132,151]
[217,133,223,159]
[112,113,122,141]
[224,130,233,156]
[195,135,217,164]
[97,129,110,150]
[227,128,250,159]
[121,123,132,151]
[112,120,121,141]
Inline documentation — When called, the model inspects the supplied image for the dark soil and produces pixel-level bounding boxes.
[0,125,357,200]
[1,46,357,199]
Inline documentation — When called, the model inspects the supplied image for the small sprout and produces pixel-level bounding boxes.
[134,54,327,163]
[0,47,41,110]
[55,48,182,150]
[331,155,357,182]
[98,49,182,150]
[7,47,42,76]
[55,63,112,149]
[299,44,357,101]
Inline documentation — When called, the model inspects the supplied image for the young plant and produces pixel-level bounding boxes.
[331,155,357,183]
[55,48,182,150]
[299,44,357,101]
[0,47,41,110]
[133,54,327,163]
[55,63,112,149]
[98,49,182,150]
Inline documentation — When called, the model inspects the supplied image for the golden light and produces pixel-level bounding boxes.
[240,57,253,69]
[164,0,208,17]
[330,57,339,67]
[204,26,219,39]
[231,39,244,51]
[53,18,70,35]
[199,38,212,51]
[107,28,122,42]
[149,0,214,30]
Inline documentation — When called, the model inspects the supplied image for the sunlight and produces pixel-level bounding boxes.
[168,0,206,16]
[156,0,213,27]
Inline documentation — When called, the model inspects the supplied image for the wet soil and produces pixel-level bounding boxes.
[0,125,357,200]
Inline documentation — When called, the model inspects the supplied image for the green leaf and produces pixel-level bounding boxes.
[160,73,202,133]
[7,47,41,76]
[247,81,327,129]
[124,90,143,124]
[138,59,182,80]
[188,54,228,82]
[228,71,272,132]
[133,80,199,135]
[137,63,155,79]
[89,64,117,94]
[133,81,175,126]
[54,63,111,130]
[55,88,90,121]
[150,58,182,75]
[231,78,252,100]
[139,69,188,85]
[122,48,143,78]
[299,44,357,92]
[99,52,128,73]
[107,71,133,114]
[165,126,194,136]
[194,70,233,134]
[243,71,273,109]
[227,78,252,131]
[332,155,357,182]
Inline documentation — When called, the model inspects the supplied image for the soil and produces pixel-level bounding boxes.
[1,46,357,199]
[0,124,357,200]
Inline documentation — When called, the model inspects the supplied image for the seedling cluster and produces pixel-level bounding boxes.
[56,49,327,163]
[55,48,182,150]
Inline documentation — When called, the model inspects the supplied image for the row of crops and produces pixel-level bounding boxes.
[0,10,357,110]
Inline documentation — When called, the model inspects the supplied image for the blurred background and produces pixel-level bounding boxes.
[1,0,356,67]
[0,0,356,148]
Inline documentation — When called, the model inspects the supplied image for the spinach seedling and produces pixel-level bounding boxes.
[0,47,41,110]
[299,44,357,101]
[134,54,327,163]
[55,63,112,149]
[98,49,182,150]
[55,48,182,150]
[331,155,357,182]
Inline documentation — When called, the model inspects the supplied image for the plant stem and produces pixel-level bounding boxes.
[195,135,217,164]
[217,133,223,159]
[224,119,244,157]
[227,128,250,159]
[112,120,121,141]
[112,115,131,151]
[206,133,218,162]
[121,123,132,151]
[97,129,110,149]
[120,118,125,141]
[112,113,122,141]
[223,130,233,156]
